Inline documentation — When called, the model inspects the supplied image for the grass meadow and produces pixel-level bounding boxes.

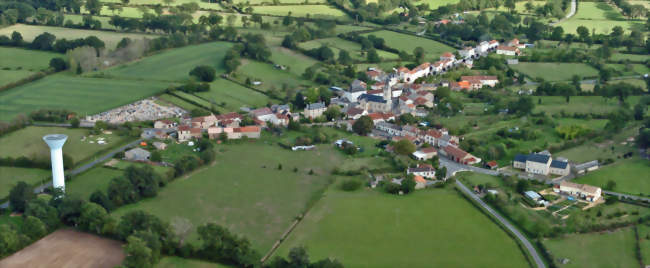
[0,24,156,49]
[195,78,271,112]
[554,124,640,163]
[113,142,345,252]
[640,224,650,265]
[0,167,50,199]
[251,5,350,21]
[66,167,123,200]
[275,187,530,267]
[533,96,639,116]
[556,2,644,34]
[361,30,455,60]
[101,0,223,10]
[101,42,232,82]
[269,46,319,77]
[544,227,638,268]
[299,37,399,62]
[157,257,231,268]
[0,126,131,163]
[0,47,60,87]
[234,60,314,98]
[0,75,170,121]
[510,62,599,81]
[157,94,204,112]
[574,157,650,196]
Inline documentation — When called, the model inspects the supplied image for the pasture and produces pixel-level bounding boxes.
[102,42,232,82]
[0,229,124,268]
[361,30,455,60]
[0,47,60,87]
[102,0,223,9]
[574,157,650,196]
[543,227,638,268]
[234,60,314,97]
[270,46,319,77]
[195,78,271,112]
[232,0,327,4]
[533,96,638,116]
[299,37,399,62]
[640,224,650,265]
[251,5,350,21]
[510,62,599,81]
[66,167,123,200]
[157,257,231,268]
[556,2,644,34]
[0,24,156,49]
[0,75,170,121]
[554,124,640,163]
[0,126,130,164]
[113,142,344,252]
[275,188,530,267]
[0,167,50,199]
[157,94,204,112]
[414,0,460,9]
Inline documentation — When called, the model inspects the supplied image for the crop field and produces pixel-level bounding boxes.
[0,75,170,121]
[544,227,638,268]
[361,30,454,60]
[299,37,399,61]
[0,167,50,199]
[251,5,350,20]
[113,142,345,252]
[195,78,271,112]
[66,167,123,200]
[275,187,530,267]
[510,62,599,81]
[574,157,650,196]
[556,2,644,34]
[0,24,156,49]
[0,229,124,268]
[0,126,130,164]
[102,42,232,82]
[157,257,231,268]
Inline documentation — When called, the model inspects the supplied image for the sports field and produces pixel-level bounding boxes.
[574,157,650,196]
[556,2,644,34]
[544,227,638,268]
[299,37,399,62]
[0,167,49,199]
[102,42,232,82]
[157,257,231,268]
[361,30,455,60]
[113,142,344,252]
[66,167,123,200]
[0,126,130,164]
[251,5,349,21]
[275,188,530,267]
[195,78,271,112]
[0,24,156,49]
[510,62,599,81]
[0,75,170,121]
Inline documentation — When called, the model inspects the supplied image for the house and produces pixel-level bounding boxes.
[233,126,261,139]
[178,126,202,142]
[250,107,275,122]
[573,160,600,175]
[346,107,366,120]
[216,112,243,127]
[344,80,367,102]
[153,141,167,150]
[412,147,437,161]
[366,69,385,81]
[154,120,176,129]
[191,114,218,129]
[414,175,427,189]
[124,147,151,161]
[375,122,402,136]
[440,145,481,165]
[458,47,476,59]
[440,52,455,61]
[524,191,546,206]
[485,161,498,170]
[407,164,436,179]
[557,181,602,202]
[450,81,472,91]
[549,159,570,176]
[304,102,327,119]
[421,129,443,145]
[207,126,233,140]
[358,94,391,113]
[507,38,526,49]
[477,41,490,53]
[513,153,570,176]
[496,46,520,56]
[522,153,551,175]
[488,40,499,50]
[271,104,290,114]
[460,76,499,88]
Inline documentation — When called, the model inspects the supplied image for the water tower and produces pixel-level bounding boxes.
[43,134,68,192]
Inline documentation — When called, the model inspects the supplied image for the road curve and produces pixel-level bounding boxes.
[550,0,577,26]
[0,139,143,209]
[456,180,546,268]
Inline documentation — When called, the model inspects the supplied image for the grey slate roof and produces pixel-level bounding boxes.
[550,160,568,169]
[527,153,550,164]
[514,154,527,163]
[306,102,326,110]
[358,94,387,103]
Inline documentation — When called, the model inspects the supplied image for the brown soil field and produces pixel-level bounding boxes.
[0,229,124,268]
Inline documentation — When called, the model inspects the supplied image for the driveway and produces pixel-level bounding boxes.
[550,0,576,26]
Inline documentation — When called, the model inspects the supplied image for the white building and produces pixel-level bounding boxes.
[556,181,602,202]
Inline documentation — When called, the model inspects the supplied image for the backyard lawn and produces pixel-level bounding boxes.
[544,227,638,268]
[0,75,170,121]
[101,42,233,82]
[113,142,344,253]
[0,167,50,199]
[574,157,650,196]
[275,187,530,267]
[510,62,599,81]
[361,30,454,60]
[0,126,130,164]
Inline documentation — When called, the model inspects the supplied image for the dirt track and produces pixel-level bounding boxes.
[0,229,124,268]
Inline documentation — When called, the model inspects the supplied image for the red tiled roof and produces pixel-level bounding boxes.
[414,175,426,183]
[235,126,260,133]
[425,129,442,138]
[489,40,498,44]
[420,147,437,153]
[444,145,469,159]
[178,125,190,131]
[217,112,242,121]
[441,52,454,58]
[487,161,498,167]
[414,97,427,105]
[190,128,201,134]
[497,46,518,51]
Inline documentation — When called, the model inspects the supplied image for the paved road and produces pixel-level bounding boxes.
[456,180,546,268]
[550,0,576,26]
[0,139,143,209]
[603,191,650,202]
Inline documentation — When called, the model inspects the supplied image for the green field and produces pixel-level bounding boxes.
[234,60,314,97]
[640,224,650,265]
[0,75,170,121]
[101,42,233,82]
[157,94,203,112]
[101,0,223,9]
[299,37,399,62]
[64,14,116,30]
[66,167,123,200]
[556,2,644,34]
[534,96,638,116]
[555,124,640,163]
[544,227,638,268]
[251,5,349,20]
[113,141,345,252]
[157,257,231,268]
[275,187,530,267]
[510,62,599,81]
[195,78,271,112]
[232,0,327,4]
[0,24,156,49]
[0,126,130,164]
[414,0,460,9]
[361,30,455,60]
[110,160,173,177]
[270,46,319,77]
[574,157,650,196]
[0,167,50,199]
[0,47,61,87]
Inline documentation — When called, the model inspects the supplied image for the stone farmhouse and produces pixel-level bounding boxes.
[513,153,570,176]
[555,181,602,202]
[304,102,327,119]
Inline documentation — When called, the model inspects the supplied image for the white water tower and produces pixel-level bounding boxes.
[43,134,68,192]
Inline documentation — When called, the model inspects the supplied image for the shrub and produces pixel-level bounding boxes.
[340,178,362,191]
[189,65,216,82]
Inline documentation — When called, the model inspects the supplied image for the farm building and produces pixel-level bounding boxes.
[573,160,600,175]
[125,147,150,161]
[513,153,571,176]
[555,181,602,202]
